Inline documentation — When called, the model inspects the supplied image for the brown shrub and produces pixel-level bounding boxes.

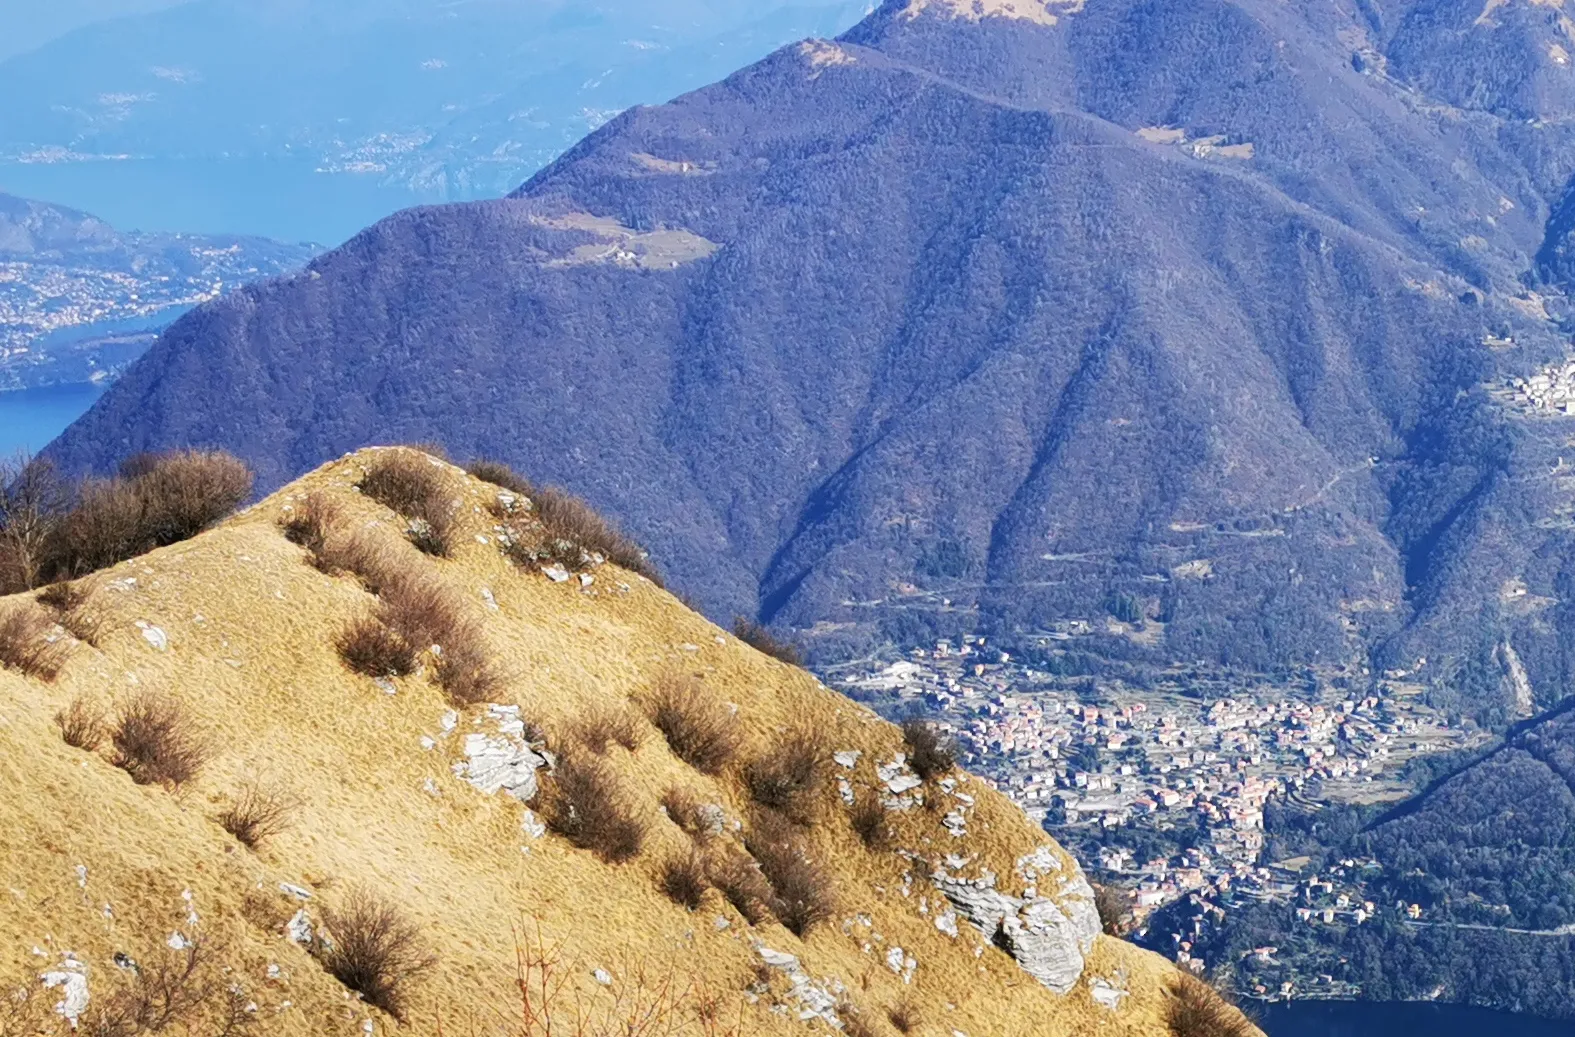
[532,484,661,585]
[280,491,343,554]
[1095,882,1131,937]
[432,630,506,706]
[541,751,647,863]
[901,718,956,781]
[319,888,436,1022]
[572,705,644,754]
[44,451,251,582]
[86,932,256,1037]
[661,786,717,839]
[111,692,209,788]
[378,570,462,653]
[745,727,829,823]
[745,816,836,937]
[358,451,456,556]
[0,453,67,594]
[311,526,404,591]
[0,602,72,680]
[849,793,893,852]
[36,579,102,645]
[647,673,740,775]
[130,450,253,547]
[731,617,803,666]
[660,851,710,910]
[1166,972,1256,1037]
[707,852,773,926]
[465,459,534,496]
[886,1000,921,1034]
[55,695,107,751]
[218,780,301,849]
[336,615,417,679]
[839,1002,881,1037]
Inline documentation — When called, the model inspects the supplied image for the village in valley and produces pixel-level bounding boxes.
[824,635,1486,997]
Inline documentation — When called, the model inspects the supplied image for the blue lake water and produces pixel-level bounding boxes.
[1258,1000,1571,1036]
[0,383,107,458]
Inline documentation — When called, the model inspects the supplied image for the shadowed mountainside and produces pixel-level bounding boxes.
[43,0,1575,712]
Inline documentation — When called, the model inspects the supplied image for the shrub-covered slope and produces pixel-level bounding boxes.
[0,448,1246,1036]
[45,0,1575,705]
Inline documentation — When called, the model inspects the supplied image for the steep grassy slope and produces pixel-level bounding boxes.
[44,0,1575,710]
[0,448,1240,1036]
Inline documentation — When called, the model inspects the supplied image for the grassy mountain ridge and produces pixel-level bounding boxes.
[0,447,1242,1035]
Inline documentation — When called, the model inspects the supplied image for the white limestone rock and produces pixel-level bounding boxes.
[41,955,89,1026]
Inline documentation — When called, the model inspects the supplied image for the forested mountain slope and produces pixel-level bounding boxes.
[45,0,1575,715]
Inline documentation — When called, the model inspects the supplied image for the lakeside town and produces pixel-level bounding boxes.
[823,635,1486,982]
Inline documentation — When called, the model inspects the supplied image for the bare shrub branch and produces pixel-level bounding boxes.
[901,718,956,782]
[36,579,103,646]
[705,852,773,927]
[646,673,740,776]
[661,786,718,840]
[731,618,802,667]
[0,602,72,680]
[465,459,534,496]
[540,751,647,863]
[572,705,644,754]
[744,727,828,824]
[659,851,709,911]
[111,692,209,788]
[280,491,343,555]
[336,615,417,679]
[55,695,107,751]
[745,814,836,937]
[849,793,893,852]
[358,452,457,557]
[318,888,436,1022]
[218,780,301,849]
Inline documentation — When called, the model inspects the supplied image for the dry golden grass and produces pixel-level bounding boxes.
[0,448,1241,1037]
[571,704,644,754]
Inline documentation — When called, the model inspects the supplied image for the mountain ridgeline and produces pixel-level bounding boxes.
[44,0,1575,714]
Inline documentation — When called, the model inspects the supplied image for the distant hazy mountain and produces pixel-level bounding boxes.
[43,0,1575,713]
[0,191,316,390]
[0,0,184,62]
[0,0,871,242]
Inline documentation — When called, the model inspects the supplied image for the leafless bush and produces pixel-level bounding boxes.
[318,888,436,1022]
[85,933,257,1037]
[731,617,802,666]
[358,452,456,557]
[745,727,828,823]
[0,602,72,680]
[1166,972,1256,1037]
[659,851,710,910]
[336,615,417,678]
[218,780,301,849]
[432,629,506,706]
[0,453,67,594]
[44,451,251,582]
[838,1002,880,1037]
[706,852,773,926]
[745,816,836,937]
[901,718,956,781]
[541,752,647,863]
[280,491,343,553]
[532,485,661,585]
[111,692,209,788]
[129,450,253,547]
[465,459,534,496]
[572,705,643,754]
[661,786,717,840]
[886,1000,921,1034]
[378,570,462,654]
[848,793,893,851]
[1095,882,1131,937]
[36,579,103,645]
[647,673,740,775]
[56,695,107,751]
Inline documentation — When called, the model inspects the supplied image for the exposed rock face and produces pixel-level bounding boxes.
[930,847,1101,994]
